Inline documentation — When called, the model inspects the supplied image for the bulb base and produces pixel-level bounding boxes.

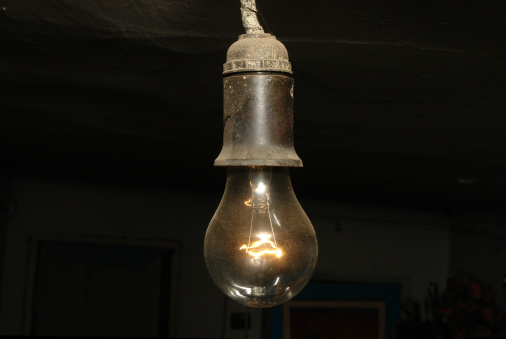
[215,73,302,167]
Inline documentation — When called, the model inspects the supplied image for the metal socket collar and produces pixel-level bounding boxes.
[223,33,292,75]
[214,73,303,168]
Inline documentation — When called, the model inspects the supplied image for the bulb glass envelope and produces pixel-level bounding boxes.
[204,167,318,307]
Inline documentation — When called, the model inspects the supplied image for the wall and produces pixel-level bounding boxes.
[0,176,451,337]
[303,199,450,303]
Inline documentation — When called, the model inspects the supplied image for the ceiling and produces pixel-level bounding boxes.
[1,0,505,211]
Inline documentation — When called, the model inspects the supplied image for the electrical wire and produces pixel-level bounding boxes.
[240,0,264,34]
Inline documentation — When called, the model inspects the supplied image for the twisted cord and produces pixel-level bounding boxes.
[240,0,264,34]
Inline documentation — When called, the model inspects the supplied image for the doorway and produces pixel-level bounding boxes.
[23,235,179,337]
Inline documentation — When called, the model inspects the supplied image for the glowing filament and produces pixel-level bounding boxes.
[240,239,282,258]
[241,178,282,258]
[255,183,266,194]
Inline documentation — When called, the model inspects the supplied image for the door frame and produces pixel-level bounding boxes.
[23,234,180,337]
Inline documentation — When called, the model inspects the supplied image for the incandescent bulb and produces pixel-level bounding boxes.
[204,166,318,307]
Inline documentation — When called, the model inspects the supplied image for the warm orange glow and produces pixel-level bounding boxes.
[240,239,282,258]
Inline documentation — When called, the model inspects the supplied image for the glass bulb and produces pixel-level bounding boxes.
[204,166,318,308]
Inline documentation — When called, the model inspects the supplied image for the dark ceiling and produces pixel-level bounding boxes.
[1,0,505,211]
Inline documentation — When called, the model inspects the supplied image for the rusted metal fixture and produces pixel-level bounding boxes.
[215,4,302,167]
[215,72,301,167]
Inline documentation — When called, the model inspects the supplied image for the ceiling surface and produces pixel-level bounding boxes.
[1,0,505,211]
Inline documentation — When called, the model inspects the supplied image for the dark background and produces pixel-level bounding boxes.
[2,0,505,209]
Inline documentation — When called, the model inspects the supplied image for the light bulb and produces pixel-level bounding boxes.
[204,166,318,308]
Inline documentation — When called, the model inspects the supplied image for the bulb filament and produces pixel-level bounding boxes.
[240,240,282,258]
[240,177,283,258]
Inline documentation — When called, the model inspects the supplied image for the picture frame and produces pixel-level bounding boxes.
[283,300,386,339]
[267,281,404,338]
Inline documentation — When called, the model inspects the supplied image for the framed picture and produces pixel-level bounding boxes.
[283,300,386,339]
[267,281,403,338]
